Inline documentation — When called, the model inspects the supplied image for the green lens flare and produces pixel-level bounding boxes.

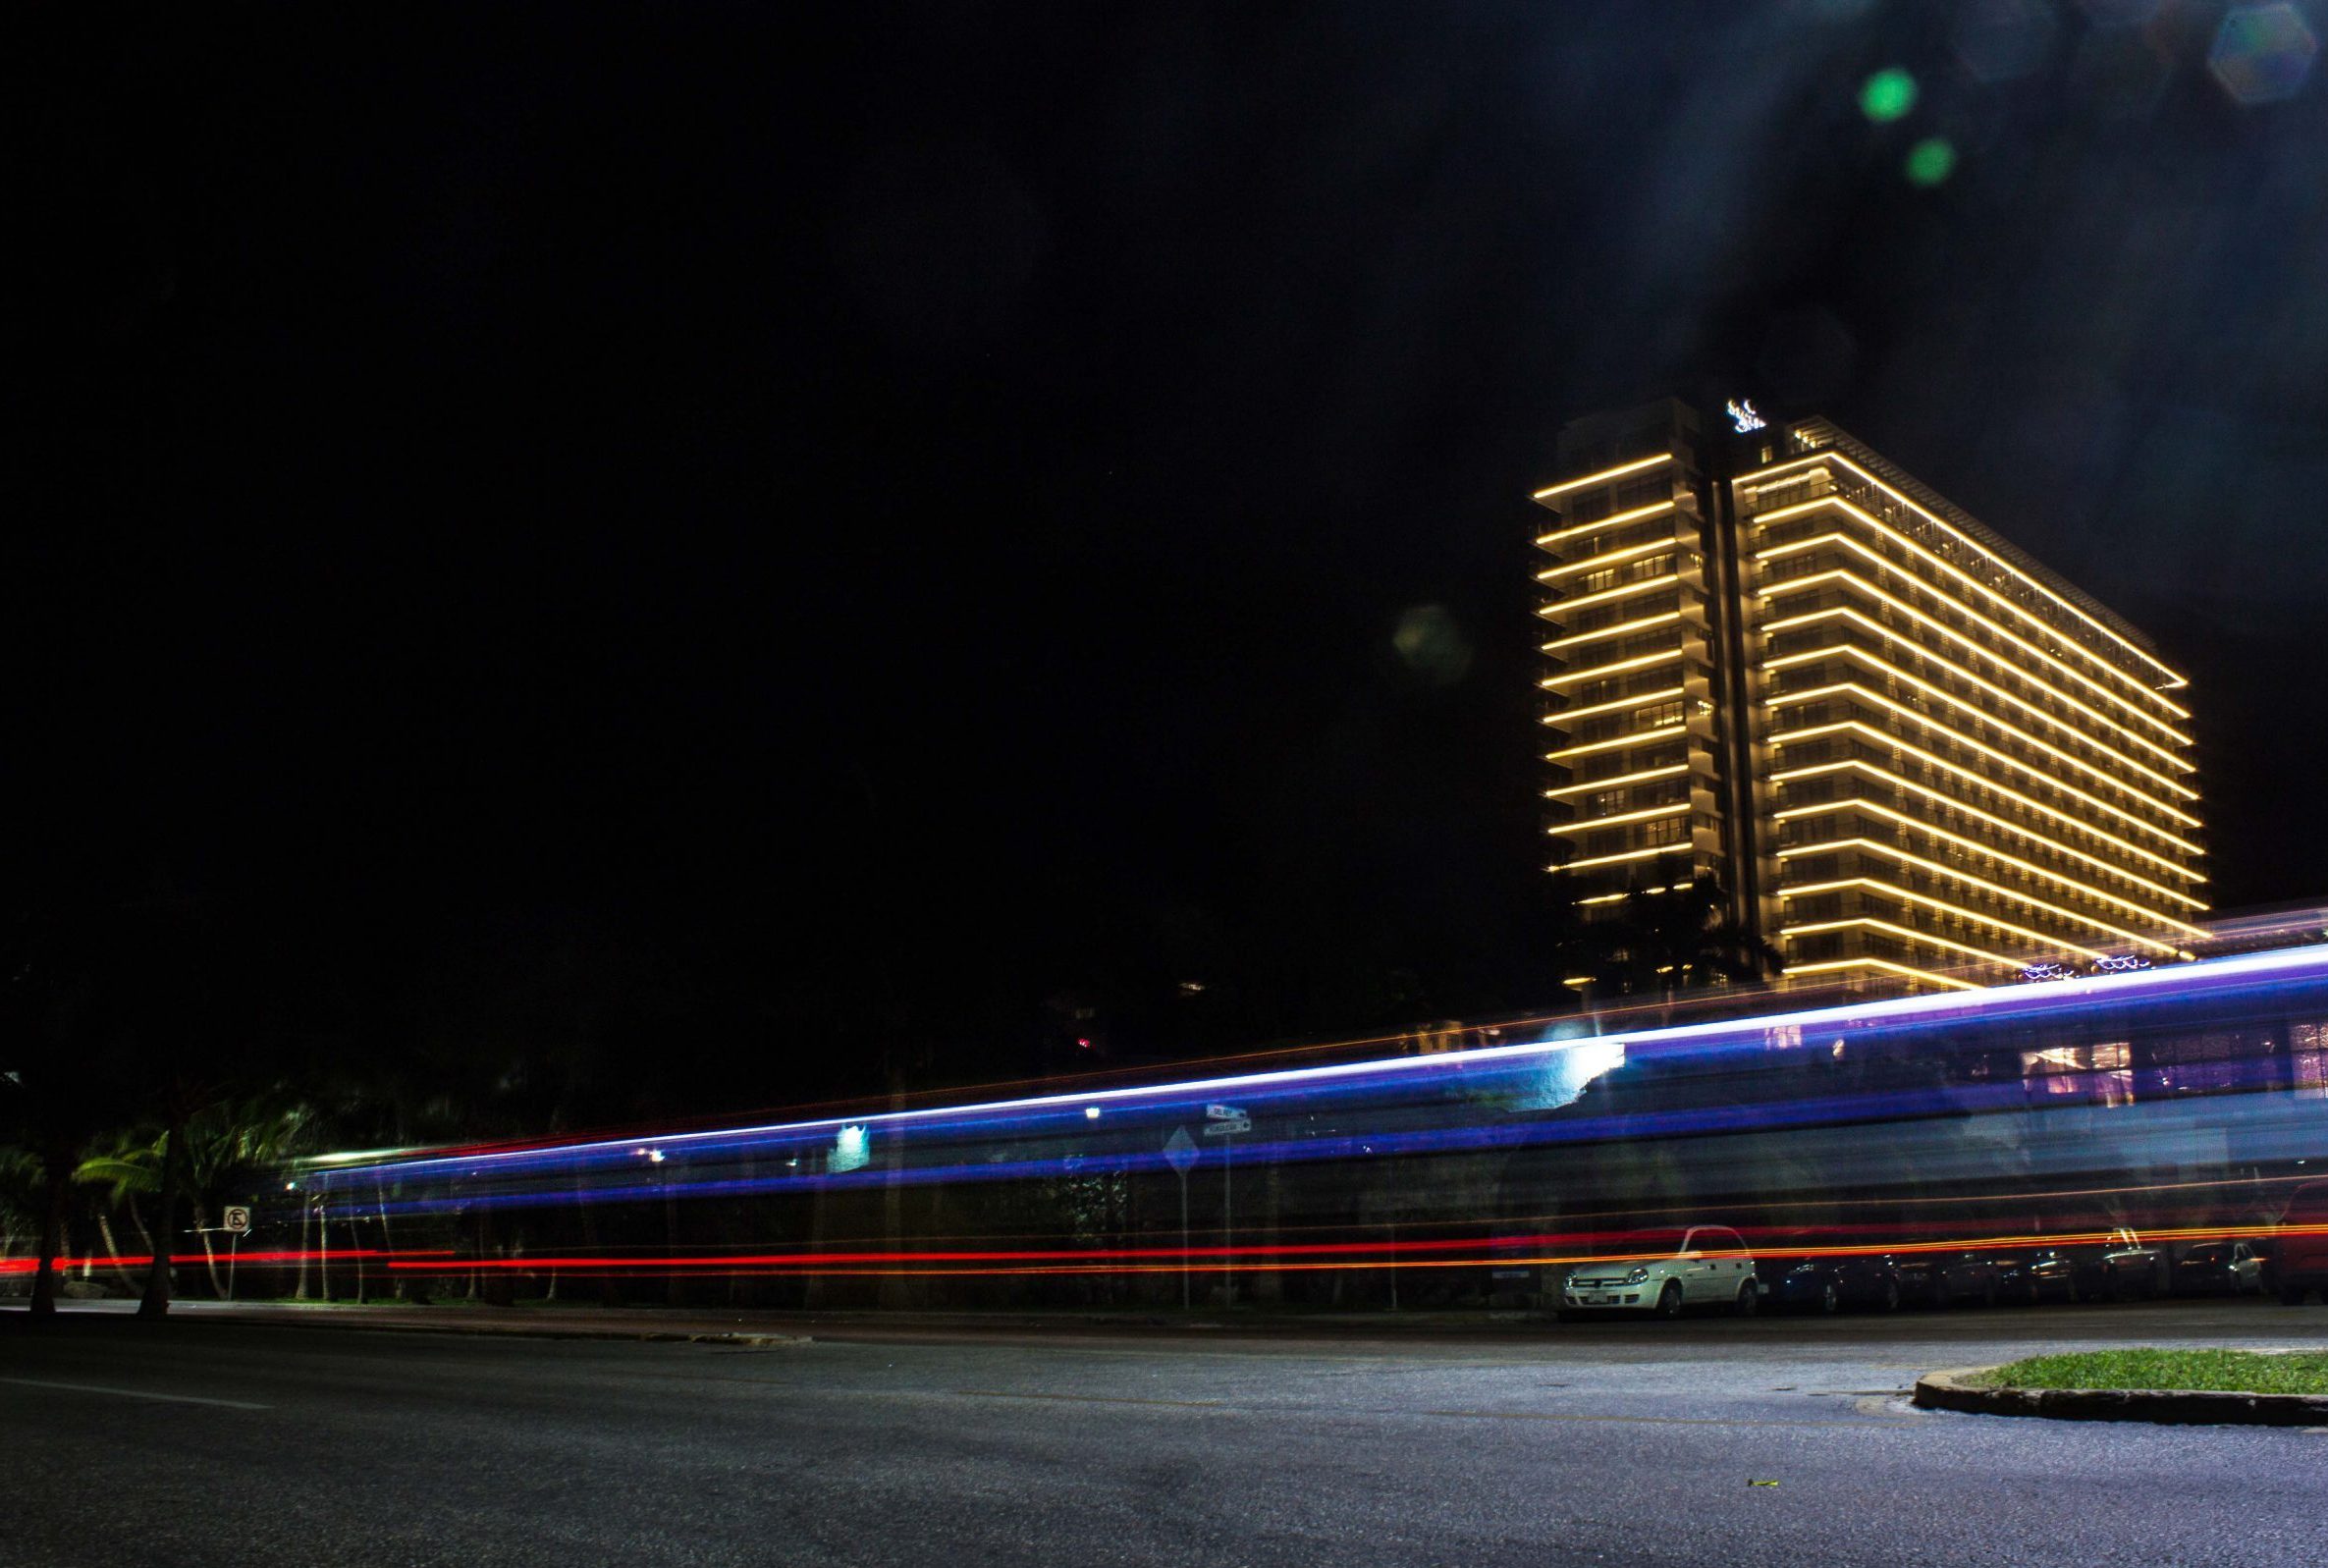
[1860,68,1918,122]
[1905,137,1958,187]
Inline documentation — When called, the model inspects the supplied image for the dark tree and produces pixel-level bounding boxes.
[1591,867,1782,1006]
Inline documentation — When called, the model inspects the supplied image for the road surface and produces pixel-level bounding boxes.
[5,1301,2324,1566]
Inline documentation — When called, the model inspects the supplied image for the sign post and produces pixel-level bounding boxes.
[221,1207,250,1302]
[1204,1106,1247,1306]
[1162,1127,1198,1309]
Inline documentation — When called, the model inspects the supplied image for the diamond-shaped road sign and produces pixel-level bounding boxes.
[1163,1126,1199,1173]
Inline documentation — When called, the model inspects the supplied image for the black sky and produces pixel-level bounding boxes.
[15,2,2328,1104]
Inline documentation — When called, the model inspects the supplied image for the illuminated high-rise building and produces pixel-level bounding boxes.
[1532,398,2205,995]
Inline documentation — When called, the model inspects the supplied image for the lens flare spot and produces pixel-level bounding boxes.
[1904,137,1959,187]
[2208,3,2318,106]
[1859,68,1919,123]
[1392,604,1473,685]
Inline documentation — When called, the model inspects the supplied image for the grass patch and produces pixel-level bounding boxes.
[1980,1350,2328,1397]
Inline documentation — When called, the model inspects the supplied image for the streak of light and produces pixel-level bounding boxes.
[0,1249,446,1274]
[311,942,2328,1199]
[377,1222,2328,1279]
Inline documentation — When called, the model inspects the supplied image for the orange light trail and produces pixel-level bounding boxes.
[370,1223,2328,1278]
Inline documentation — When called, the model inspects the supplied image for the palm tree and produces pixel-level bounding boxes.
[176,1093,318,1297]
[74,1129,165,1291]
[74,1097,320,1300]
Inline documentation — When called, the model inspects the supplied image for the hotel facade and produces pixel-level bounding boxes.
[1533,398,2205,995]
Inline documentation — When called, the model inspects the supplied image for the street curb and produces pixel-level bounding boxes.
[267,1321,817,1348]
[1913,1365,2328,1427]
[129,1310,814,1349]
[6,1296,1540,1338]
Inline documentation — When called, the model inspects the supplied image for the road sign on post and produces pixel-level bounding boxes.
[1164,1128,1198,1310]
[221,1208,252,1302]
[1202,1110,1247,1306]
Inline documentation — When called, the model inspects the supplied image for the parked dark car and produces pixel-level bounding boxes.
[1890,1250,2000,1307]
[2172,1240,2264,1296]
[1756,1255,1903,1314]
[1988,1247,2095,1305]
[2097,1227,2169,1299]
[2274,1180,2328,1305]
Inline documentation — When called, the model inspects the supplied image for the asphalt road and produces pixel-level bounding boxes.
[6,1301,2327,1568]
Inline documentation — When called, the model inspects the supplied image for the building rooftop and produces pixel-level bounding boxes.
[1787,418,2171,677]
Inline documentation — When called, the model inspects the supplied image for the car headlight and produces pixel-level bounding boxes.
[1623,1267,1650,1285]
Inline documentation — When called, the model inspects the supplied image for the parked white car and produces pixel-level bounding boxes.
[1558,1225,1760,1320]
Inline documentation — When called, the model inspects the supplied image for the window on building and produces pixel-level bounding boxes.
[1792,892,1842,923]
[1614,472,1669,511]
[2294,1022,2328,1100]
[2021,1041,2133,1107]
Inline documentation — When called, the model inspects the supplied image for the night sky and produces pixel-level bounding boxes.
[16,3,2328,1107]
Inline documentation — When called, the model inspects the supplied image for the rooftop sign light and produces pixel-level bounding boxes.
[1727,399,1767,433]
[2024,954,2153,982]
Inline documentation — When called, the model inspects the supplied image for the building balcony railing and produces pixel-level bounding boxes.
[1762,697,2199,853]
